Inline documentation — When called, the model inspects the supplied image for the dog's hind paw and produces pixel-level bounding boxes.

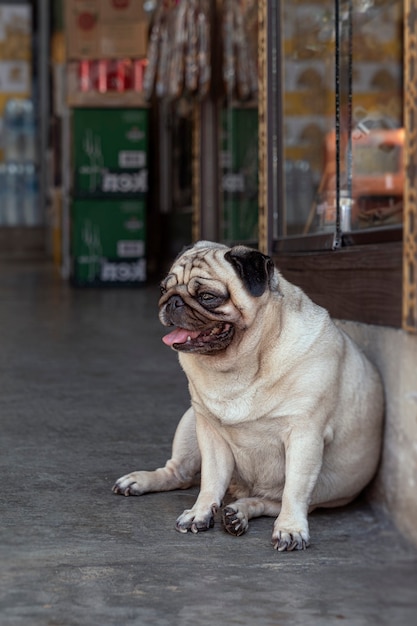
[222,505,249,536]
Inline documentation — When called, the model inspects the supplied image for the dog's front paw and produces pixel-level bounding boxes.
[175,505,217,534]
[222,505,249,536]
[112,472,148,496]
[272,523,310,551]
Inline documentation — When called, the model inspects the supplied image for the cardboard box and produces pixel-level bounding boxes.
[0,61,31,94]
[72,107,149,197]
[0,4,32,62]
[100,21,148,58]
[65,0,148,60]
[100,0,145,22]
[71,198,146,285]
[65,0,101,59]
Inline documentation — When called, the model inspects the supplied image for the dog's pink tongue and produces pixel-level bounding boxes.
[162,328,200,347]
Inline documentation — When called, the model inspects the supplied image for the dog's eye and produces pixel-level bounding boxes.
[199,292,216,301]
[160,284,167,295]
[198,292,224,308]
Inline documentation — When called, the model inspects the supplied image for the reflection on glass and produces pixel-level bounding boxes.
[280,0,403,238]
[221,107,259,243]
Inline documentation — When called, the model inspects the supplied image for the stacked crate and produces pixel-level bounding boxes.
[70,107,148,286]
[64,0,149,286]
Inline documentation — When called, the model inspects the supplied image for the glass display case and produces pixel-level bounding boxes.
[262,0,404,252]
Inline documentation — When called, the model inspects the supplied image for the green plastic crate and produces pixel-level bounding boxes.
[72,108,149,198]
[71,198,146,286]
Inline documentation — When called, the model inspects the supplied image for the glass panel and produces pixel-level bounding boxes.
[221,105,259,245]
[220,0,259,246]
[278,0,403,242]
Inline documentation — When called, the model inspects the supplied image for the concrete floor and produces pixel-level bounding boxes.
[1,261,417,626]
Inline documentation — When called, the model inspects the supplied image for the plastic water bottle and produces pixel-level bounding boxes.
[22,99,36,163]
[0,164,7,226]
[3,100,23,162]
[3,99,36,163]
[4,163,23,225]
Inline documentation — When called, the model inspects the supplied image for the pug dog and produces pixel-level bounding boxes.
[113,241,384,551]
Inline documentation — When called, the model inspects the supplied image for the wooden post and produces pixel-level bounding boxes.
[403,0,417,332]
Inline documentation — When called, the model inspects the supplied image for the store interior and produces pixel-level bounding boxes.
[0,0,405,285]
[0,0,259,284]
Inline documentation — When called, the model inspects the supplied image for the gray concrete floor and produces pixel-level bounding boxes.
[1,261,417,626]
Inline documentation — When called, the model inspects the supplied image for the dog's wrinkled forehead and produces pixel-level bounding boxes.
[163,245,227,294]
[162,241,277,299]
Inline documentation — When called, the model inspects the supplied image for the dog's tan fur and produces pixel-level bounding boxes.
[113,241,384,550]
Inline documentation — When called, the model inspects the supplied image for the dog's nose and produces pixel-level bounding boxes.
[166,295,185,313]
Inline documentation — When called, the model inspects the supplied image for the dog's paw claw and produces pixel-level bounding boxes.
[175,510,215,534]
[272,530,309,551]
[222,506,248,536]
[113,484,133,496]
[112,473,146,496]
[112,482,127,495]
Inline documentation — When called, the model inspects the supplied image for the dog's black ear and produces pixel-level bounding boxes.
[225,246,275,297]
